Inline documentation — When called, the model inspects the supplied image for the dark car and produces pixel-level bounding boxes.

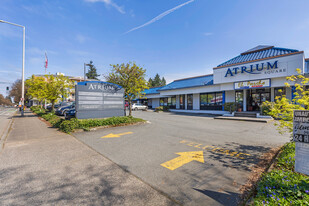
[64,108,76,120]
[55,103,75,116]
[47,102,70,111]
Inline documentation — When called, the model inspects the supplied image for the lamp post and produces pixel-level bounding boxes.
[0,20,25,116]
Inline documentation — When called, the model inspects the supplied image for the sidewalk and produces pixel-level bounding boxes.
[0,110,177,206]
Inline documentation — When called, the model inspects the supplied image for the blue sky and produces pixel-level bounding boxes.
[1,0,309,96]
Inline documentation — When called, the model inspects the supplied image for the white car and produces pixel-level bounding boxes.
[131,103,147,111]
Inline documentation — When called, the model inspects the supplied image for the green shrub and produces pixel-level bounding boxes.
[253,142,309,205]
[59,119,79,133]
[155,106,169,112]
[261,101,274,116]
[224,102,236,112]
[41,112,56,121]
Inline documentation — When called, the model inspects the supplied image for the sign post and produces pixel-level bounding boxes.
[293,110,309,175]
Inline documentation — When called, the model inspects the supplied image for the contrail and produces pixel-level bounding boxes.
[124,0,195,34]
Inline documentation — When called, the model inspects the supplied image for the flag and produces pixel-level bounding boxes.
[44,52,48,69]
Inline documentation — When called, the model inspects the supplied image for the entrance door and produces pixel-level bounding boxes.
[247,89,270,111]
[179,95,185,109]
[187,94,193,110]
[235,90,243,111]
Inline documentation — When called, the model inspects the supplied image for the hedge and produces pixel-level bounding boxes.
[30,106,145,133]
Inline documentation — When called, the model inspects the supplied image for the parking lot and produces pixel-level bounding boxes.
[73,111,290,206]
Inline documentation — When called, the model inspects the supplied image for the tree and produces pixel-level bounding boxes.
[161,77,166,86]
[148,78,153,87]
[26,75,47,107]
[44,74,74,110]
[9,79,28,103]
[266,68,309,136]
[86,61,100,80]
[148,73,166,87]
[153,74,161,87]
[105,62,148,116]
[0,94,12,106]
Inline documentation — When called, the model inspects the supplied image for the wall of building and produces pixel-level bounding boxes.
[160,84,222,96]
[193,93,200,110]
[152,98,160,108]
[225,90,235,103]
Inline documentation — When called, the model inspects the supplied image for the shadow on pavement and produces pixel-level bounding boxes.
[193,188,239,205]
[206,142,271,171]
[0,164,175,206]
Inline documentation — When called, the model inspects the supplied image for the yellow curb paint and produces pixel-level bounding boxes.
[161,151,204,171]
[101,132,133,138]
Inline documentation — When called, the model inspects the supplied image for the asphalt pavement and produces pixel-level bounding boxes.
[0,110,176,206]
[73,110,290,206]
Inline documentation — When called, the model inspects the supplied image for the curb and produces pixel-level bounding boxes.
[0,117,14,154]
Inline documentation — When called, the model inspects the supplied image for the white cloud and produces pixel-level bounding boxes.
[203,32,213,36]
[124,0,195,34]
[85,0,125,14]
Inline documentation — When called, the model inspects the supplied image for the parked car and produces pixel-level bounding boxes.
[64,108,76,120]
[55,102,75,116]
[131,103,147,111]
[47,102,71,111]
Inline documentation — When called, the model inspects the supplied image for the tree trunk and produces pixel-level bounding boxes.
[128,100,132,116]
[51,100,55,112]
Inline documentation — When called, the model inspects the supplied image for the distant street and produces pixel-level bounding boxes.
[74,111,290,206]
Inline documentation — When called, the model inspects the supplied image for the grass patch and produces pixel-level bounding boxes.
[30,106,145,133]
[252,142,309,205]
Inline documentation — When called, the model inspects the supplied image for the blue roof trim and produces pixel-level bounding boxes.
[77,81,122,88]
[217,46,299,68]
[143,86,164,95]
[158,75,213,91]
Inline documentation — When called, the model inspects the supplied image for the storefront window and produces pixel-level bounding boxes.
[160,98,168,106]
[207,93,215,105]
[168,96,176,109]
[216,93,223,105]
[200,92,223,110]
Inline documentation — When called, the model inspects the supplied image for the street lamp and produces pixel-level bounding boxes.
[0,20,25,116]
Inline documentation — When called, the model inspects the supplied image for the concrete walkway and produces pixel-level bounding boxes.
[0,110,177,206]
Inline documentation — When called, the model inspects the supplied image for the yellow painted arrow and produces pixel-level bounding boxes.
[101,132,133,138]
[161,151,204,171]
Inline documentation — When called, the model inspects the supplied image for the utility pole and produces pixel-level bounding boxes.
[0,20,26,116]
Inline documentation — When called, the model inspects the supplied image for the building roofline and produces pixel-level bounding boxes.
[174,74,213,82]
[241,46,274,55]
[158,83,216,92]
[213,51,304,70]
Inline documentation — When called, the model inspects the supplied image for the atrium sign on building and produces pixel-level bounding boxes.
[75,81,124,119]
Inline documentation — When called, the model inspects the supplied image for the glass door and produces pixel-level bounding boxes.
[235,91,243,111]
[179,95,185,109]
[187,94,193,110]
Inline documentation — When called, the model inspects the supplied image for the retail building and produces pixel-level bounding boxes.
[144,45,309,114]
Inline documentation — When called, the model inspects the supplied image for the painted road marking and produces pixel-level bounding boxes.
[101,132,133,138]
[161,151,204,171]
[180,140,251,159]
